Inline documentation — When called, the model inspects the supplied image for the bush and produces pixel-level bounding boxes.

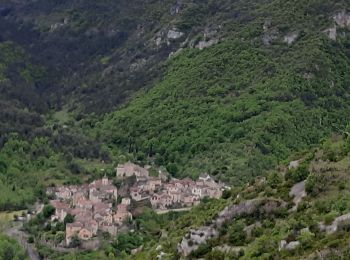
[324,211,338,225]
[42,204,55,218]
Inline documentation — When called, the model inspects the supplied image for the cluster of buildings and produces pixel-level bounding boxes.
[47,162,225,246]
[117,162,224,210]
[48,176,131,245]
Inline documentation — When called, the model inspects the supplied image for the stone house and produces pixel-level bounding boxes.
[205,188,222,199]
[66,222,84,244]
[198,173,211,182]
[191,186,203,198]
[66,218,98,245]
[121,198,131,205]
[50,200,70,221]
[169,192,183,203]
[116,162,149,178]
[183,194,200,207]
[89,176,118,201]
[55,186,72,200]
[72,191,88,206]
[100,223,118,236]
[164,183,179,193]
[89,189,102,203]
[150,193,162,207]
[130,187,142,201]
[113,204,132,225]
[75,198,93,210]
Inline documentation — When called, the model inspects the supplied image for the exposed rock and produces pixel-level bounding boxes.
[324,11,350,40]
[50,18,69,32]
[286,241,300,250]
[157,251,166,260]
[178,226,218,256]
[319,213,350,234]
[289,180,306,211]
[204,27,219,39]
[324,27,337,40]
[283,32,298,45]
[155,37,162,47]
[263,19,272,31]
[333,11,350,28]
[131,245,143,255]
[167,29,184,40]
[262,33,278,45]
[178,198,286,256]
[279,240,287,251]
[289,160,300,169]
[195,39,219,50]
[129,58,147,72]
[170,1,181,15]
[244,222,261,239]
[169,48,183,58]
[306,248,343,259]
[279,240,300,251]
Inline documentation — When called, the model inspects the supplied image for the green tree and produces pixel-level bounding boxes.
[42,204,55,218]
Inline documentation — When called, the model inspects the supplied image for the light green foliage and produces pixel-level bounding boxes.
[0,234,28,260]
[98,0,350,184]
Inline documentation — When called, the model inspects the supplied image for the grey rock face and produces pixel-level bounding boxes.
[178,198,286,256]
[319,213,350,234]
[283,33,298,45]
[334,11,350,28]
[167,29,184,39]
[195,39,218,50]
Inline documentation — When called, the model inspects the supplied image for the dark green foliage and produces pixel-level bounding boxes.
[112,233,143,255]
[227,221,247,246]
[0,234,28,260]
[43,204,55,219]
[64,214,74,225]
[69,236,81,248]
[99,14,350,183]
[286,164,310,184]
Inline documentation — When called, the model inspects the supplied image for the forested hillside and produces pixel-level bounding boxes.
[97,0,350,184]
[0,0,349,208]
[46,132,350,259]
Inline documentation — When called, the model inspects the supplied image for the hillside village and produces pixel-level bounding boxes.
[47,162,226,246]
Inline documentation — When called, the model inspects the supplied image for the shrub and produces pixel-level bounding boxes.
[42,204,55,218]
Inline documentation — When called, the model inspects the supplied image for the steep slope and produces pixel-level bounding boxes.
[97,1,350,183]
[50,131,350,259]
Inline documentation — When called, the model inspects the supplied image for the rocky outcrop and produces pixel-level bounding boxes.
[283,32,298,45]
[167,29,184,40]
[289,160,300,169]
[50,18,69,32]
[325,11,350,40]
[195,39,218,50]
[319,213,350,234]
[324,27,337,40]
[178,226,218,256]
[178,198,286,256]
[279,240,300,251]
[334,11,350,28]
[129,58,147,72]
[170,1,182,16]
[262,19,278,45]
[289,180,306,211]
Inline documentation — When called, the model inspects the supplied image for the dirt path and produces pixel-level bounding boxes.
[5,222,41,260]
[156,207,192,215]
